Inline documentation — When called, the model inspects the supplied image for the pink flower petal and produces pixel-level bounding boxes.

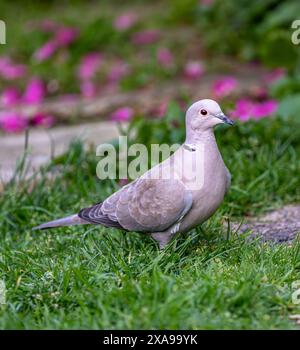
[3,65,26,80]
[231,98,278,121]
[34,39,58,62]
[157,48,173,67]
[118,178,129,186]
[184,61,204,80]
[152,99,169,118]
[111,107,133,121]
[23,78,46,104]
[1,87,21,106]
[131,30,160,45]
[33,25,78,61]
[0,57,26,80]
[78,53,102,81]
[251,86,268,100]
[231,99,255,121]
[80,81,97,98]
[107,61,129,83]
[252,100,278,118]
[114,13,137,31]
[31,113,54,128]
[264,68,286,84]
[0,113,28,133]
[54,27,78,47]
[212,77,238,98]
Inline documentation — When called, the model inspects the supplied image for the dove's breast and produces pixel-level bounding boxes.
[179,141,229,233]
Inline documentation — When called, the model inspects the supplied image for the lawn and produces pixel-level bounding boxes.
[0,115,300,329]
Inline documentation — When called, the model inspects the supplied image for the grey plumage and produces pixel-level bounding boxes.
[33,214,87,230]
[33,99,234,249]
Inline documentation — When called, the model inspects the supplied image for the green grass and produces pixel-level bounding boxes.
[0,116,300,329]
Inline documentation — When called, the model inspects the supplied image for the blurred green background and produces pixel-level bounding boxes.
[0,0,299,128]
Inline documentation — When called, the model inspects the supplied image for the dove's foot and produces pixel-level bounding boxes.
[151,232,175,250]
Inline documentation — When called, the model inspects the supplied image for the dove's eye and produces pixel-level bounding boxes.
[200,109,207,115]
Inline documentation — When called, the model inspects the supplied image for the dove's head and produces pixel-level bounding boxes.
[185,99,234,134]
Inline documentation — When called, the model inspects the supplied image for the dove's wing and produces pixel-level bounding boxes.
[78,178,193,232]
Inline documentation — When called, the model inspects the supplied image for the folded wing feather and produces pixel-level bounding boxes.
[79,178,192,233]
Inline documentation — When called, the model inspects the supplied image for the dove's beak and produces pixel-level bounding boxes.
[215,112,234,126]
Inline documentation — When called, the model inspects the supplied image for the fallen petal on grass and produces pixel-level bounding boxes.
[157,48,173,67]
[0,112,28,133]
[114,12,137,31]
[111,106,134,121]
[131,30,160,45]
[78,52,102,81]
[1,87,21,107]
[80,81,98,98]
[184,61,204,80]
[33,40,58,62]
[213,76,238,98]
[0,57,26,80]
[23,78,46,104]
[31,113,55,128]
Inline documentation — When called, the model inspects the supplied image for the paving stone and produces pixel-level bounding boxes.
[232,205,300,243]
[0,121,121,183]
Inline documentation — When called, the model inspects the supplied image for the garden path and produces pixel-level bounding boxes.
[0,121,120,183]
[233,205,300,244]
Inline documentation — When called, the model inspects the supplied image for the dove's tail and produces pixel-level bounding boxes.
[32,214,89,230]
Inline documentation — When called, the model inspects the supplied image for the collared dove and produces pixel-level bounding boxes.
[33,99,234,249]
